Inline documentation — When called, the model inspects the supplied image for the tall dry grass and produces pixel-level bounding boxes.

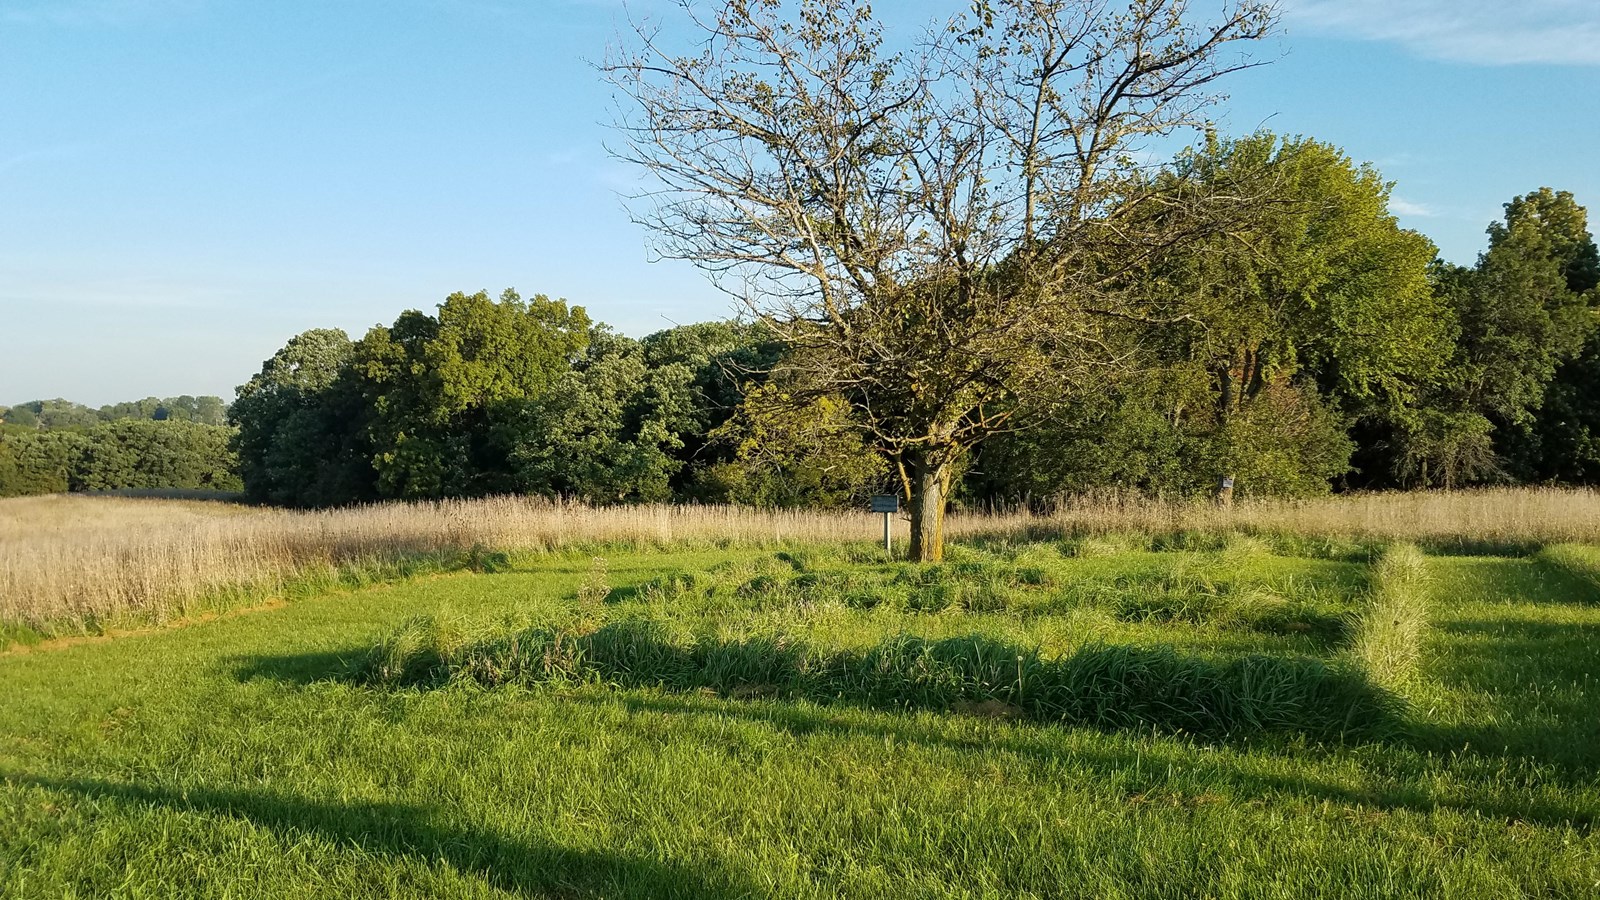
[4,487,1600,642]
[1031,487,1600,547]
[0,495,890,639]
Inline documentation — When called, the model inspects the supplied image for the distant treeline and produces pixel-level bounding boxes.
[1,395,228,428]
[0,397,239,498]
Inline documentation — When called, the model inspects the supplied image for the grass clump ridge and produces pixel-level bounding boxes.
[361,615,1401,743]
[1345,544,1430,691]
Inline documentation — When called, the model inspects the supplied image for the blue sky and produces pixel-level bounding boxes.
[3,0,1598,406]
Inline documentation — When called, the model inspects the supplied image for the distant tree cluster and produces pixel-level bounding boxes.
[0,395,228,429]
[0,394,239,497]
[229,289,838,508]
[0,419,241,497]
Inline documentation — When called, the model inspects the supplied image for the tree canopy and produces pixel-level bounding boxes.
[605,0,1278,559]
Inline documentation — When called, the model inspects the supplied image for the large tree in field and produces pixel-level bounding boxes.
[605,0,1277,560]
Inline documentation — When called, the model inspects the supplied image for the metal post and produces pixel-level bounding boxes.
[883,511,892,554]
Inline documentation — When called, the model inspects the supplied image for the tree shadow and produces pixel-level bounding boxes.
[4,771,763,899]
[1414,614,1600,780]
[568,691,1596,830]
[232,649,365,685]
[222,640,1594,832]
[1439,555,1600,606]
[238,622,1402,743]
[1413,538,1538,559]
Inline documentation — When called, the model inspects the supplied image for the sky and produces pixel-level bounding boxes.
[2,0,1598,406]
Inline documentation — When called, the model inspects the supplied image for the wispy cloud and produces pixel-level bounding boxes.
[0,274,243,312]
[1286,0,1600,66]
[1389,197,1439,218]
[0,141,98,177]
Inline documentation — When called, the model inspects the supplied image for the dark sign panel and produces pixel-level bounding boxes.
[870,494,899,513]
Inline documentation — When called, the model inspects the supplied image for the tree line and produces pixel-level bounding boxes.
[0,395,238,496]
[1,395,229,429]
[6,168,1594,514]
[0,422,240,497]
[227,167,1598,513]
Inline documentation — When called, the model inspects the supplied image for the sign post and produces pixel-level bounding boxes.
[869,494,899,554]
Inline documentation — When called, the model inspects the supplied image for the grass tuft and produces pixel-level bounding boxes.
[1533,543,1600,602]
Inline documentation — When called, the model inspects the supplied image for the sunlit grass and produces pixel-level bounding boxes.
[1,538,1598,897]
[11,487,1600,645]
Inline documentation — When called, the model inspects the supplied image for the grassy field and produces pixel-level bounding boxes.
[11,487,1600,646]
[2,511,1598,898]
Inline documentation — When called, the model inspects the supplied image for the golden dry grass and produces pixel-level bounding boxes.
[1038,487,1600,545]
[0,495,888,638]
[4,487,1600,641]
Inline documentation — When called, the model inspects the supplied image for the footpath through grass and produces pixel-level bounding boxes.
[1,539,1597,898]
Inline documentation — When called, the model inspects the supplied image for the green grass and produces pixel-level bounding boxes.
[1345,543,1431,691]
[1,543,1598,898]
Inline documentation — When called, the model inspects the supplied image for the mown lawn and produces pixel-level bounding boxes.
[1,540,1597,898]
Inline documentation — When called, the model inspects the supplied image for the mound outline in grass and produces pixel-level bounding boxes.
[1344,543,1431,693]
[360,617,1402,743]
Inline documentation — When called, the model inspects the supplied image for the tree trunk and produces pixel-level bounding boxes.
[908,455,948,563]
[1215,473,1235,507]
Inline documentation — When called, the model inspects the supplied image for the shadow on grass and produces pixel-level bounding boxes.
[3,772,761,899]
[1412,538,1540,559]
[239,622,1402,744]
[1415,614,1600,780]
[233,649,365,685]
[572,691,1596,830]
[1529,560,1600,606]
[1440,556,1600,607]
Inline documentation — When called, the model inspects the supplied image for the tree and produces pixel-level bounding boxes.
[193,395,228,427]
[355,289,591,499]
[705,382,888,507]
[0,431,88,495]
[967,372,1354,505]
[10,399,101,430]
[606,0,1277,559]
[1135,132,1446,500]
[1379,190,1598,487]
[638,321,782,494]
[72,420,241,492]
[231,328,374,506]
[1488,189,1600,481]
[500,332,690,502]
